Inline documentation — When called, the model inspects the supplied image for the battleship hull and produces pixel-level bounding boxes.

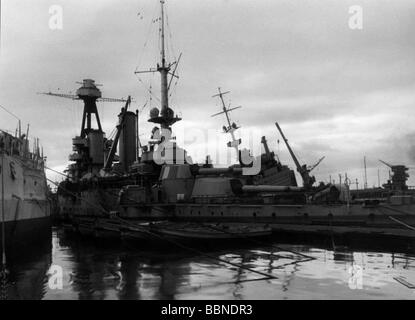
[172,201,415,239]
[60,194,415,240]
[57,168,415,240]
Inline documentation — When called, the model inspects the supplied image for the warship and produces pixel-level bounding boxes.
[0,114,51,273]
[51,0,415,241]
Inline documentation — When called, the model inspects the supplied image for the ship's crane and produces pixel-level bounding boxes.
[308,156,326,172]
[379,159,393,169]
[275,122,317,189]
[39,79,129,138]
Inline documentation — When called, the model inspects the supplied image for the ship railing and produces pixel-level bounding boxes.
[1,131,45,164]
[0,131,25,156]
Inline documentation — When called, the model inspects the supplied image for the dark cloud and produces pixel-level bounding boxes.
[1,0,415,185]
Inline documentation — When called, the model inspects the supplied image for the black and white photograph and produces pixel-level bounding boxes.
[0,0,415,305]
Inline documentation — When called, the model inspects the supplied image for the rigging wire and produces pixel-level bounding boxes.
[134,1,182,113]
[165,9,179,106]
[107,127,117,141]
[135,1,159,71]
[135,76,161,103]
[0,105,21,136]
[165,9,177,63]
[149,75,153,109]
[45,165,69,179]
[134,2,162,107]
[1,151,7,284]
[0,104,20,121]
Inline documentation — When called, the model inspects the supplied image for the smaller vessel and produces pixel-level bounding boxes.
[120,222,163,242]
[118,221,271,245]
[152,222,272,240]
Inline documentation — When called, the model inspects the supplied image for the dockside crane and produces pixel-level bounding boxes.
[275,122,320,189]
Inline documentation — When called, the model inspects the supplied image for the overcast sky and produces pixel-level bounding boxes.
[1,0,415,187]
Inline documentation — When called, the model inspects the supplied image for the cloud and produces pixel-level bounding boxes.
[0,0,415,187]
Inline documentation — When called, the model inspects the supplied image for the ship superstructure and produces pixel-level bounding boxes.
[0,119,50,272]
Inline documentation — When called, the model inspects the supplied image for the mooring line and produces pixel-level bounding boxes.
[46,178,108,216]
[96,181,315,261]
[203,223,316,261]
[46,165,315,271]
[46,165,314,264]
[113,216,278,280]
[378,206,415,232]
[394,276,415,289]
[48,177,278,280]
[0,151,8,300]
[387,216,415,232]
[45,166,69,178]
[0,271,7,300]
[1,151,7,279]
[91,184,315,262]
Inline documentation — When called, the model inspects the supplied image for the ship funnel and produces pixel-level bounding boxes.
[119,110,137,172]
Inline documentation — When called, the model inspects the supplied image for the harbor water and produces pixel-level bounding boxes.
[1,227,415,300]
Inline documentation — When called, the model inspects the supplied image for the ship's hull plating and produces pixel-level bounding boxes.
[0,153,51,246]
[58,187,415,240]
[0,216,51,250]
[173,202,415,239]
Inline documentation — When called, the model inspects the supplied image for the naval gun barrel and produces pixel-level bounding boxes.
[242,185,304,193]
[196,167,243,176]
[230,179,304,195]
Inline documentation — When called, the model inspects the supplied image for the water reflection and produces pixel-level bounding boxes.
[2,234,52,300]
[2,227,415,300]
